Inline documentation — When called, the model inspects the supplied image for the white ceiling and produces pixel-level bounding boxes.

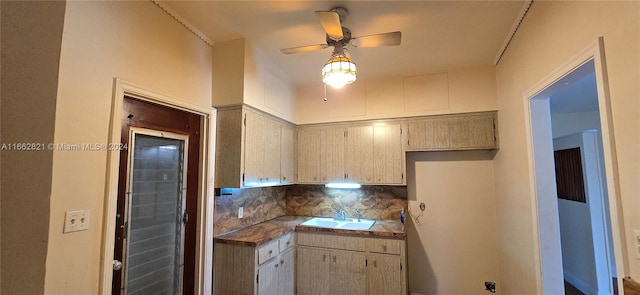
[160,0,527,86]
[550,71,599,114]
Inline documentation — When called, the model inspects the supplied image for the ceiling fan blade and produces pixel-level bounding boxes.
[314,11,344,41]
[280,44,329,55]
[351,31,402,48]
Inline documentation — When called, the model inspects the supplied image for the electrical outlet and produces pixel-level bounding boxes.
[634,229,640,259]
[238,207,244,219]
[484,281,496,293]
[64,210,90,233]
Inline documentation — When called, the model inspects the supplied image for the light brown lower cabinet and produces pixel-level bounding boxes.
[297,247,367,295]
[296,232,407,295]
[258,247,294,295]
[214,233,295,295]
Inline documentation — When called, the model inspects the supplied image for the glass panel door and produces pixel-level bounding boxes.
[123,130,188,295]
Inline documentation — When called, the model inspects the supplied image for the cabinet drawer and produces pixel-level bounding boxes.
[366,238,402,255]
[279,233,294,252]
[297,232,366,252]
[258,240,279,265]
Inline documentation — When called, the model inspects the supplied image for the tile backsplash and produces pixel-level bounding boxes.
[285,185,407,220]
[214,187,287,236]
[214,185,408,236]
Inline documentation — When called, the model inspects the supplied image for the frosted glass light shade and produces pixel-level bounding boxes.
[321,54,357,88]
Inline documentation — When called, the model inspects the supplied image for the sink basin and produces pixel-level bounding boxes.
[300,217,376,231]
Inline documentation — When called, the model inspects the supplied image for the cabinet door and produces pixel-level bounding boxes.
[367,254,402,295]
[345,126,374,183]
[263,117,281,184]
[297,247,330,295]
[257,257,279,295]
[297,128,322,183]
[330,251,367,295]
[373,124,403,184]
[321,127,346,183]
[406,118,449,150]
[448,114,496,149]
[280,124,295,184]
[277,248,295,295]
[244,112,265,186]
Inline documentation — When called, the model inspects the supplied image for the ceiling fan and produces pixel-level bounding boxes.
[280,7,401,88]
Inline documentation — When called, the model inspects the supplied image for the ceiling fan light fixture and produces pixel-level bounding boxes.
[321,53,357,88]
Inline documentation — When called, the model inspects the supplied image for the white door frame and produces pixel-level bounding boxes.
[99,78,217,295]
[522,37,629,294]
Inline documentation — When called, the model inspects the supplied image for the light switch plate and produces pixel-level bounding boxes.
[64,210,90,233]
[238,207,244,219]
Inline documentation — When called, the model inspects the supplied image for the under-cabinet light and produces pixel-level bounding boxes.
[244,181,280,188]
[325,183,361,189]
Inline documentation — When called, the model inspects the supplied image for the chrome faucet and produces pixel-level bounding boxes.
[355,209,361,222]
[332,208,346,221]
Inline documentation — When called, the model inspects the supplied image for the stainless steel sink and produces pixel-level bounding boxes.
[299,217,376,231]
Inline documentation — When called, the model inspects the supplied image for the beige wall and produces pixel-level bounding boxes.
[212,38,295,122]
[494,1,640,293]
[1,1,66,294]
[295,65,498,124]
[406,151,500,295]
[45,1,212,293]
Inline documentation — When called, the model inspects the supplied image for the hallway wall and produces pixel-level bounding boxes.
[494,1,640,293]
[0,1,66,294]
[45,1,213,293]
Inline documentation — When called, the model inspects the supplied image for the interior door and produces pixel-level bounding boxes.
[112,97,201,295]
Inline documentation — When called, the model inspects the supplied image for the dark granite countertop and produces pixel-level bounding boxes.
[214,215,406,247]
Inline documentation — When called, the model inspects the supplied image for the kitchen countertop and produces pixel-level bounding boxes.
[214,215,406,247]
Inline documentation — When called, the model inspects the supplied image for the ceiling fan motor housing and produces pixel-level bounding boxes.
[331,7,349,22]
[327,27,352,45]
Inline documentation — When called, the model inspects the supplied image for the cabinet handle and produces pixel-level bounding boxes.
[373,261,377,267]
[332,256,336,263]
[383,245,387,252]
[268,250,273,255]
[322,255,326,262]
[286,241,290,246]
[280,260,285,265]
[275,263,279,268]
[283,177,287,181]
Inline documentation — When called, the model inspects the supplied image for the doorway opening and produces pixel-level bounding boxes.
[112,97,202,295]
[100,79,216,295]
[525,39,627,295]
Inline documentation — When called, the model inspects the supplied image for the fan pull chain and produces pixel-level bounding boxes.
[323,83,327,101]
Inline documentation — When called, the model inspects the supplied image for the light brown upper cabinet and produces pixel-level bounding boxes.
[214,106,295,188]
[280,124,295,184]
[373,124,404,184]
[406,111,498,151]
[345,126,375,183]
[296,127,322,183]
[320,126,347,183]
[297,123,404,185]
